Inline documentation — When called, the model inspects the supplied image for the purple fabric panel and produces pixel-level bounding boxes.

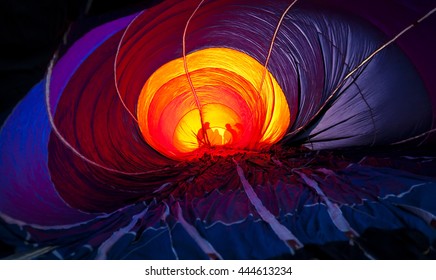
[0,14,136,226]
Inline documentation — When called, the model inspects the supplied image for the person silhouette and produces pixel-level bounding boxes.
[224,123,239,145]
[209,127,223,145]
[197,122,210,146]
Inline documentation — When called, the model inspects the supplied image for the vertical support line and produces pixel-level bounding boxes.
[182,0,210,146]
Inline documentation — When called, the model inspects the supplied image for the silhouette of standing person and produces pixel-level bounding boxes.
[197,122,210,146]
[209,128,223,145]
[224,123,238,144]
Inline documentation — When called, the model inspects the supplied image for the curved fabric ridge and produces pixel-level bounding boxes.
[137,47,290,159]
[0,14,138,225]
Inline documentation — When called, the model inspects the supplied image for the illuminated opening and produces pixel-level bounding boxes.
[137,48,290,159]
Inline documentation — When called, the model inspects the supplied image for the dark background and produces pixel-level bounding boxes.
[0,0,161,125]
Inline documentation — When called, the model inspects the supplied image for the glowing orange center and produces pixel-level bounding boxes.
[137,48,290,159]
